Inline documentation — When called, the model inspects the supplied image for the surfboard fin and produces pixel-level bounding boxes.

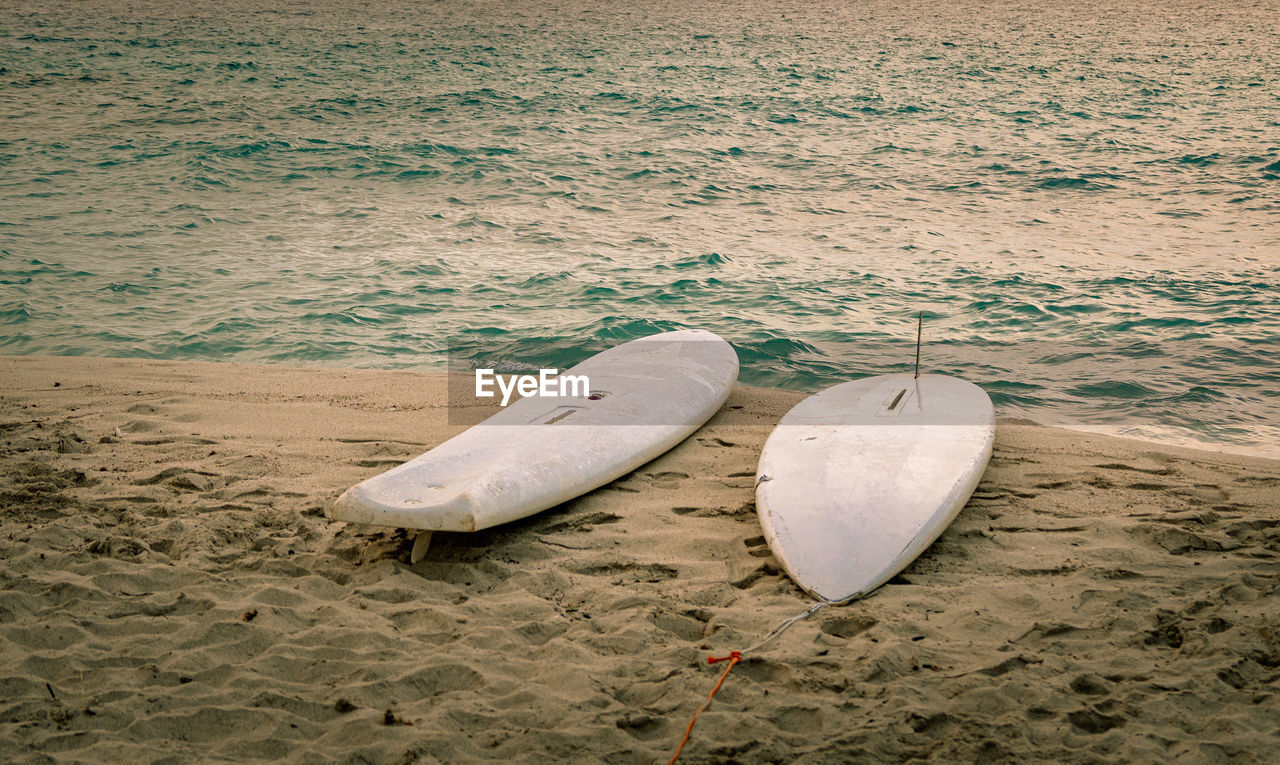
[410,531,433,564]
[914,311,923,379]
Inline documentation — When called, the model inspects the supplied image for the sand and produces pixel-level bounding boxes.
[2,354,1278,764]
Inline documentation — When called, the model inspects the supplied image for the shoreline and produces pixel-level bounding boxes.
[4,353,1277,463]
[3,354,1279,762]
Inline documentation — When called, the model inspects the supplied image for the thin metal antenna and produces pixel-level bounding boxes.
[913,312,923,379]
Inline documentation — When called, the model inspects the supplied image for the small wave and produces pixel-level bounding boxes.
[979,163,1024,174]
[1176,153,1222,167]
[591,318,686,342]
[1106,316,1199,332]
[1067,380,1158,399]
[455,217,505,229]
[104,281,150,294]
[985,383,1048,408]
[395,168,441,179]
[0,306,33,325]
[737,335,822,362]
[1050,303,1107,315]
[518,272,573,287]
[456,326,508,337]
[1034,176,1115,190]
[578,285,620,297]
[1158,386,1229,404]
[659,253,732,270]
[985,380,1046,392]
[398,260,455,277]
[299,309,394,327]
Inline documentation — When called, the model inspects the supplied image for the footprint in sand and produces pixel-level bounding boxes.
[355,458,404,468]
[539,511,623,535]
[649,610,706,641]
[134,467,217,492]
[134,435,218,446]
[1224,519,1280,548]
[121,419,161,433]
[671,502,753,518]
[695,436,736,448]
[1067,707,1126,734]
[990,455,1041,466]
[224,483,306,505]
[566,559,679,584]
[1158,483,1231,506]
[821,615,877,639]
[1130,524,1228,555]
[741,534,773,558]
[734,656,792,684]
[727,560,780,589]
[771,705,823,734]
[1233,475,1280,486]
[1069,674,1112,695]
[969,486,1011,503]
[641,471,688,490]
[1094,462,1177,477]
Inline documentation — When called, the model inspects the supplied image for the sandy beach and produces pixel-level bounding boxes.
[2,354,1278,763]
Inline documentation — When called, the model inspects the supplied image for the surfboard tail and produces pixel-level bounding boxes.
[328,482,478,532]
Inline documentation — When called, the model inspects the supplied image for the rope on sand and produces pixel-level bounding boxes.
[667,593,864,763]
[667,651,741,765]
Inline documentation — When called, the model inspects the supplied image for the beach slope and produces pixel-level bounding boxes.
[2,355,1278,763]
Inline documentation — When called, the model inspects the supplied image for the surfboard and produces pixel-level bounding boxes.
[755,373,995,602]
[330,329,738,558]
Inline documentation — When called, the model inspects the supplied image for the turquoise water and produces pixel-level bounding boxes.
[2,0,1278,455]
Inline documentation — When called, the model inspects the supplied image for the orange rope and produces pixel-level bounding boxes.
[668,651,742,764]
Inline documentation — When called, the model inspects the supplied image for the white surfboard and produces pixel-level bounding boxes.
[330,329,738,557]
[755,373,995,602]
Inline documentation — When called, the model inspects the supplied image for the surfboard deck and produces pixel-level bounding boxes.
[755,373,995,602]
[329,329,739,541]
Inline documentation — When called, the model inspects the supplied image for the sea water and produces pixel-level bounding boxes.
[2,0,1278,456]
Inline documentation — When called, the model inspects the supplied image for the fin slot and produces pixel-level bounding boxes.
[888,389,907,411]
[536,405,585,425]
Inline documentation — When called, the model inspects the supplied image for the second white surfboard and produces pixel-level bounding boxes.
[756,373,995,602]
